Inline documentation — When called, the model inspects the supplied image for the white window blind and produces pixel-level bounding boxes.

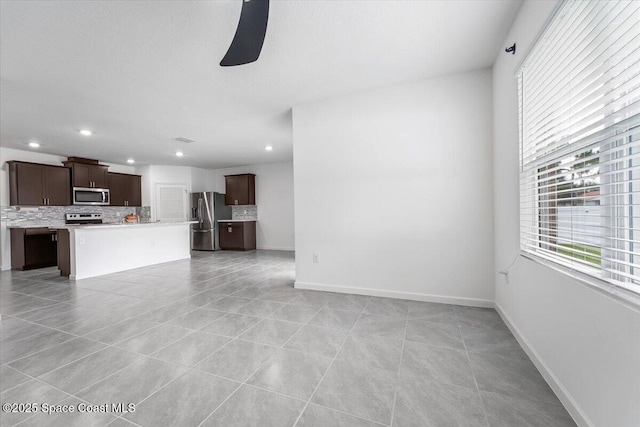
[519,0,640,295]
[155,184,188,222]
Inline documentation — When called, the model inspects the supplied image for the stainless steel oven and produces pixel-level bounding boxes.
[72,187,110,205]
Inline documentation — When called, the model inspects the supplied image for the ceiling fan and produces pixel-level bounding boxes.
[220,0,270,67]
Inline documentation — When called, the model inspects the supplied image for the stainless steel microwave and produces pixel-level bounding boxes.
[73,187,110,205]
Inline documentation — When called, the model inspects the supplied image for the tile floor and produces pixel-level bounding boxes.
[0,250,576,427]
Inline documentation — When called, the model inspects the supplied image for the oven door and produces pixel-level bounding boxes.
[73,187,110,205]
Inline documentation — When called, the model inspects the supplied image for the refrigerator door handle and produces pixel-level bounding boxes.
[197,198,203,225]
[203,194,214,228]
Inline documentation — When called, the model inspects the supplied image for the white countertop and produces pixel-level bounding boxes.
[7,223,65,229]
[7,219,257,228]
[52,221,197,230]
[8,221,196,230]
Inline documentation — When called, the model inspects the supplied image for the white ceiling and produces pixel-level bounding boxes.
[0,0,522,169]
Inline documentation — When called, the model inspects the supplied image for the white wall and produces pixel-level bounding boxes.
[292,70,494,305]
[106,163,136,175]
[190,167,211,193]
[493,1,640,426]
[209,161,295,251]
[0,147,135,270]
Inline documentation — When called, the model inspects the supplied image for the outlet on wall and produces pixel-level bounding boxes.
[312,253,319,263]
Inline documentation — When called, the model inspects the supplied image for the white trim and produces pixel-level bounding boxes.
[294,281,494,308]
[257,246,295,251]
[495,303,592,427]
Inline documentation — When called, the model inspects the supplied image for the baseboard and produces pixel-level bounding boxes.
[257,246,295,251]
[495,303,592,427]
[294,281,494,308]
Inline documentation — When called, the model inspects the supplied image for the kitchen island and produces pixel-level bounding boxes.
[52,221,194,280]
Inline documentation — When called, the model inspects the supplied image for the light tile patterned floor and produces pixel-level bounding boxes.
[0,250,576,426]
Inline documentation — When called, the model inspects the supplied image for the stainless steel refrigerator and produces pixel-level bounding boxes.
[190,192,232,251]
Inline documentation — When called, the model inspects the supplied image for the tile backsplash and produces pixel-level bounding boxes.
[1,205,152,226]
[232,205,258,221]
[137,206,151,221]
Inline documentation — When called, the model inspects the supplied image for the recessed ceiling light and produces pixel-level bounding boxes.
[176,151,184,157]
[80,129,92,136]
[127,159,135,164]
[265,145,273,151]
[28,141,40,148]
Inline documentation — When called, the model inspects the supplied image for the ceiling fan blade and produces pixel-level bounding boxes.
[220,0,269,67]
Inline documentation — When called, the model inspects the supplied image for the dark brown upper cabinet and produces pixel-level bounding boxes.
[225,173,255,205]
[8,161,71,206]
[108,172,142,207]
[63,157,109,189]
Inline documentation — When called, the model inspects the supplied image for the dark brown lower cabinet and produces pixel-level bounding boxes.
[219,221,256,251]
[10,228,58,270]
[56,229,70,277]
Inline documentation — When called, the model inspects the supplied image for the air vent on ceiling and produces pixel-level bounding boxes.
[175,137,195,143]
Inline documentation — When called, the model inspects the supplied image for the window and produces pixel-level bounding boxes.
[519,0,640,295]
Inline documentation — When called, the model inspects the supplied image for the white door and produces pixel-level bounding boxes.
[155,184,188,222]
